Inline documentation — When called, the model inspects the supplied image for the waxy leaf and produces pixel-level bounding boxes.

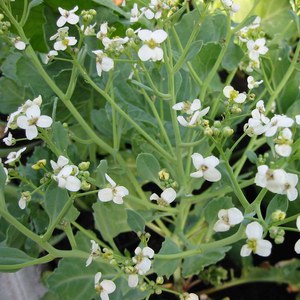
[136,153,160,184]
[127,209,145,232]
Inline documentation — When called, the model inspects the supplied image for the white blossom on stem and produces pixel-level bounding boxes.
[190,153,221,182]
[138,29,167,62]
[57,6,79,27]
[5,147,26,165]
[213,208,244,232]
[54,165,81,192]
[223,86,246,103]
[86,240,101,267]
[94,272,116,300]
[247,76,263,89]
[247,38,268,61]
[264,115,294,137]
[240,221,272,257]
[51,155,70,174]
[3,132,15,146]
[274,128,293,157]
[132,246,154,275]
[41,50,58,64]
[50,27,77,51]
[92,50,114,76]
[96,23,109,39]
[98,173,129,204]
[17,105,53,140]
[150,187,176,206]
[13,37,26,50]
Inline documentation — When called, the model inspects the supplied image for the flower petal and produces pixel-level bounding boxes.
[101,280,116,293]
[36,115,53,128]
[245,221,263,239]
[161,188,176,204]
[138,45,153,61]
[255,239,272,257]
[25,125,38,140]
[152,29,168,43]
[98,188,113,202]
[240,244,252,257]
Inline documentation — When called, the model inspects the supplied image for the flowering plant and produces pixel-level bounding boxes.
[0,0,300,299]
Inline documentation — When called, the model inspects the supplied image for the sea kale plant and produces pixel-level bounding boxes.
[0,0,300,299]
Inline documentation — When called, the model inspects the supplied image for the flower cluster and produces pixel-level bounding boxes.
[244,100,294,157]
[172,99,210,127]
[255,165,298,201]
[51,156,82,192]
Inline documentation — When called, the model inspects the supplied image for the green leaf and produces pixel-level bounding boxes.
[153,238,182,278]
[126,209,145,232]
[185,40,203,63]
[0,78,25,114]
[0,247,34,270]
[95,160,108,187]
[93,0,129,17]
[51,122,69,154]
[222,41,244,71]
[245,150,257,164]
[136,153,160,184]
[93,202,130,244]
[44,182,69,225]
[265,194,289,224]
[182,246,231,277]
[46,232,116,300]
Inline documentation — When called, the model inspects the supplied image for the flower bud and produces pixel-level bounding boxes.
[213,120,222,128]
[271,210,286,222]
[204,127,213,136]
[274,235,284,244]
[32,159,47,170]
[139,283,148,292]
[155,288,162,295]
[158,169,170,181]
[81,180,91,191]
[89,9,97,15]
[126,28,135,38]
[79,161,90,171]
[156,276,164,284]
[222,126,234,137]
[249,93,256,100]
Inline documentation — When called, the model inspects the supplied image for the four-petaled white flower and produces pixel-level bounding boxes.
[264,115,294,137]
[213,208,244,232]
[150,187,176,206]
[132,246,155,275]
[247,38,268,61]
[98,173,129,204]
[295,216,300,254]
[86,240,101,267]
[96,23,109,39]
[223,86,246,103]
[81,23,97,36]
[13,37,26,50]
[57,6,79,27]
[102,36,129,52]
[247,76,263,89]
[221,0,240,14]
[190,153,221,182]
[94,272,116,300]
[130,3,140,22]
[3,132,15,146]
[17,105,53,140]
[185,293,199,300]
[50,27,77,51]
[92,50,114,77]
[53,165,81,192]
[5,147,26,165]
[275,128,293,157]
[138,29,167,62]
[41,50,58,64]
[51,155,70,173]
[240,221,272,257]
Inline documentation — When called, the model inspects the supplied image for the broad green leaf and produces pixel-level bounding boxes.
[93,202,130,244]
[44,182,70,225]
[91,109,113,138]
[93,0,129,17]
[126,209,145,232]
[182,246,231,277]
[222,41,244,71]
[184,40,203,63]
[0,247,34,270]
[1,52,23,81]
[46,232,116,300]
[0,78,25,114]
[265,195,289,224]
[51,122,69,154]
[153,238,181,278]
[245,150,257,164]
[136,153,160,184]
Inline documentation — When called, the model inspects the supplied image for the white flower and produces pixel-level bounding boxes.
[264,115,294,137]
[102,36,129,52]
[96,23,108,39]
[5,147,26,165]
[186,293,199,300]
[247,76,263,89]
[92,50,114,77]
[141,0,169,20]
[3,132,15,146]
[13,37,26,50]
[295,216,300,254]
[282,173,298,201]
[247,38,268,61]
[94,272,116,300]
[50,27,77,51]
[213,208,244,232]
[51,155,69,173]
[190,153,221,182]
[5,110,22,133]
[150,188,176,205]
[138,29,167,62]
[274,128,293,157]
[130,4,140,22]
[240,222,272,257]
[17,105,53,140]
[54,165,81,192]
[86,240,101,267]
[172,99,202,115]
[223,86,246,103]
[132,246,154,275]
[295,115,300,125]
[98,173,129,204]
[221,0,240,14]
[57,6,79,27]
[18,192,31,210]
[81,23,97,36]
[41,50,58,64]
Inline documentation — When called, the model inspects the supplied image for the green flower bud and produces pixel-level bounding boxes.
[126,28,135,38]
[204,127,213,136]
[81,180,91,191]
[275,235,284,244]
[79,161,90,171]
[271,210,286,221]
[155,288,162,295]
[222,126,234,137]
[213,120,222,128]
[156,276,164,284]
[249,93,256,100]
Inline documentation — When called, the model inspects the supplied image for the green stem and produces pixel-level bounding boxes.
[65,223,77,249]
